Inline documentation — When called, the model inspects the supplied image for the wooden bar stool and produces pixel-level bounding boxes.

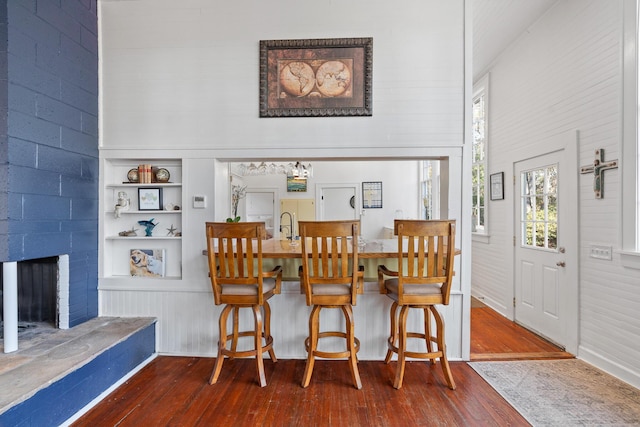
[298,220,362,389]
[205,222,282,387]
[378,219,456,390]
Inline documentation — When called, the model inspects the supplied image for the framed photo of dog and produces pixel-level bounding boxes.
[130,248,166,277]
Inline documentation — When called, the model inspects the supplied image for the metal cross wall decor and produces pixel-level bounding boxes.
[580,148,618,199]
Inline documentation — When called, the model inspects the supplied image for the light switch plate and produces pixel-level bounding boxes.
[590,244,612,260]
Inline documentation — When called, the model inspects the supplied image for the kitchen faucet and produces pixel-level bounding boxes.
[280,211,293,240]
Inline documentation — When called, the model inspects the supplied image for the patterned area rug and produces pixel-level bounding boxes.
[469,359,640,426]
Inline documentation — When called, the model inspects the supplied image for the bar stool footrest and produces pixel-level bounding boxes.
[221,332,274,359]
[305,331,360,359]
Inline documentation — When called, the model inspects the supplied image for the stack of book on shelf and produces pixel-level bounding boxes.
[138,164,153,183]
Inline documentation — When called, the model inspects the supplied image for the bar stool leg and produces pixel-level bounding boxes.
[210,304,233,384]
[342,305,362,389]
[385,302,399,364]
[263,301,277,362]
[393,305,410,389]
[302,305,321,388]
[252,304,267,387]
[423,307,436,365]
[230,306,240,357]
[431,306,456,390]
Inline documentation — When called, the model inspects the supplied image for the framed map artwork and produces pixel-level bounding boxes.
[259,37,373,117]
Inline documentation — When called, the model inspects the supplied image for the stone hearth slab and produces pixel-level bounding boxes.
[0,317,156,415]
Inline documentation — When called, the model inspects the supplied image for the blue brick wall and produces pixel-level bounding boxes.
[0,0,99,325]
[0,4,8,239]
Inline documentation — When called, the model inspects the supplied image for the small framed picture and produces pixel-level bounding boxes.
[138,187,163,210]
[490,172,504,201]
[362,181,382,208]
[287,177,307,192]
[130,249,166,277]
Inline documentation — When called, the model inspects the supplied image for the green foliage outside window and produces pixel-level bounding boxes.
[472,93,486,232]
[521,166,557,249]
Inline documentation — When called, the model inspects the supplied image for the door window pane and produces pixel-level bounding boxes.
[520,164,559,250]
[523,171,534,196]
[524,197,534,220]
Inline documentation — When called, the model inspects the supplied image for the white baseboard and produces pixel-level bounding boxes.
[578,346,640,390]
[471,292,509,317]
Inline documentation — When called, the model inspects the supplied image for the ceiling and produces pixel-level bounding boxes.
[472,0,558,81]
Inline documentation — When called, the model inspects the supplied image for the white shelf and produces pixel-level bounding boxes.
[98,276,195,292]
[104,275,182,280]
[102,158,183,280]
[106,210,182,215]
[106,236,182,240]
[107,182,182,188]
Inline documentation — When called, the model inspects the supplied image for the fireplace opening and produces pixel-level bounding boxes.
[1,256,60,337]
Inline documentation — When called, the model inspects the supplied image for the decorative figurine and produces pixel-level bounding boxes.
[138,218,158,237]
[166,224,178,236]
[118,227,138,237]
[114,191,130,218]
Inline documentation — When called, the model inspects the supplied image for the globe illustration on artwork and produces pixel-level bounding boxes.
[279,61,315,97]
[279,60,353,99]
[316,60,351,97]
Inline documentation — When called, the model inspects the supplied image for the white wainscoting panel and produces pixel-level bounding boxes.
[100,283,464,361]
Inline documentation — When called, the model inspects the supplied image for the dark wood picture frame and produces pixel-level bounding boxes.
[138,187,163,211]
[259,37,373,117]
[490,172,504,201]
[362,181,382,208]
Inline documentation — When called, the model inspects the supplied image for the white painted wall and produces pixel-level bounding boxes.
[98,0,472,361]
[99,0,465,151]
[471,0,640,388]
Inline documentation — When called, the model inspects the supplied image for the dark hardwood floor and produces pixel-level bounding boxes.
[72,302,571,426]
[470,304,573,361]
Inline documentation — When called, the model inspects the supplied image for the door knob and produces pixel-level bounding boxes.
[556,261,566,267]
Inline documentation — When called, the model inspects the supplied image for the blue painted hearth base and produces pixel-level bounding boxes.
[0,318,156,427]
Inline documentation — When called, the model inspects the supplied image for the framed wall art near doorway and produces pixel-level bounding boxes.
[259,37,373,117]
[490,172,504,201]
[287,177,307,192]
[362,181,382,208]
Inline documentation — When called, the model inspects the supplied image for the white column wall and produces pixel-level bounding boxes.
[98,1,471,360]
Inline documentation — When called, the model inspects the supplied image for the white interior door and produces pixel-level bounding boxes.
[244,189,276,238]
[514,149,576,349]
[317,184,358,220]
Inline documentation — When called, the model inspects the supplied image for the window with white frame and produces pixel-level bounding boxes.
[621,0,640,268]
[472,75,489,233]
[421,160,440,219]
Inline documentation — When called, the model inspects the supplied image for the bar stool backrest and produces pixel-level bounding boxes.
[394,219,456,305]
[298,220,360,306]
[205,221,268,305]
